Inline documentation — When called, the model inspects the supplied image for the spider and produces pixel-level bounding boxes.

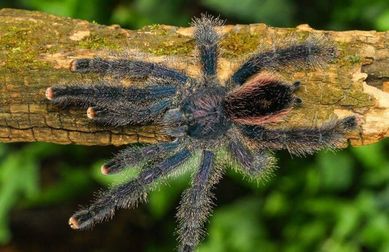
[45,15,357,252]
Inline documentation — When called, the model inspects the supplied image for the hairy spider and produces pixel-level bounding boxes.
[45,15,357,252]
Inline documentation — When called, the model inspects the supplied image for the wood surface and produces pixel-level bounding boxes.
[1,8,388,146]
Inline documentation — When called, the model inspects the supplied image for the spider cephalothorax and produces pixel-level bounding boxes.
[45,15,356,252]
[181,86,230,139]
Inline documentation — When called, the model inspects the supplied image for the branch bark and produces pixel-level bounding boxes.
[0,8,388,146]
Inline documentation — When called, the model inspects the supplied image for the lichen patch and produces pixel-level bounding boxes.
[69,30,91,41]
[363,82,389,108]
[41,52,73,69]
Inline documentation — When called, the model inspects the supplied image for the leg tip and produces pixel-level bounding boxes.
[338,116,358,131]
[294,97,303,107]
[70,59,90,72]
[45,87,54,100]
[292,81,301,91]
[86,107,96,119]
[342,116,357,129]
[68,216,80,230]
[69,60,78,72]
[101,164,110,175]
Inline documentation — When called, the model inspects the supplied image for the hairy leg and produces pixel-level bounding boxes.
[192,15,223,78]
[46,84,176,108]
[71,58,189,84]
[85,98,172,126]
[229,41,336,86]
[177,150,223,252]
[228,139,276,179]
[102,141,179,174]
[69,148,191,230]
[240,116,357,156]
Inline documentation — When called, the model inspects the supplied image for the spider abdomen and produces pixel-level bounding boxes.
[181,86,231,139]
[224,74,300,125]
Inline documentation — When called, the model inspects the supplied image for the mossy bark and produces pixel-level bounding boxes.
[0,8,388,146]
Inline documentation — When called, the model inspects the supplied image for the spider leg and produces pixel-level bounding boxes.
[240,116,357,156]
[228,139,276,179]
[229,41,336,86]
[69,148,191,230]
[86,99,172,126]
[71,58,189,84]
[46,84,176,108]
[192,15,222,78]
[101,141,179,174]
[177,150,223,252]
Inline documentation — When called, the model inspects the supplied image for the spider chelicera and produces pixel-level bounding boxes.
[45,15,357,252]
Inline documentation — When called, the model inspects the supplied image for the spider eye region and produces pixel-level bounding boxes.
[181,87,231,139]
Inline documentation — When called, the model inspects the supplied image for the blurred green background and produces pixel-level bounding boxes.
[1,0,389,252]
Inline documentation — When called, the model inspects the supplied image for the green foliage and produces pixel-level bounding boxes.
[202,0,295,26]
[0,143,102,244]
[20,0,113,24]
[329,0,389,30]
[148,173,190,219]
[376,10,389,30]
[197,143,389,252]
[0,144,49,243]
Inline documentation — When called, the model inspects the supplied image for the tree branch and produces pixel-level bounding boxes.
[0,8,388,146]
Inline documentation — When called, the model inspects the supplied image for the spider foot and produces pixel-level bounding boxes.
[70,58,109,73]
[45,86,90,108]
[70,59,90,72]
[337,116,357,131]
[290,80,303,107]
[101,142,179,175]
[85,106,126,126]
[86,106,97,119]
[70,58,189,83]
[45,87,55,100]
[84,99,171,126]
[85,106,123,125]
[45,86,69,101]
[68,210,93,230]
[293,96,303,107]
[291,80,301,91]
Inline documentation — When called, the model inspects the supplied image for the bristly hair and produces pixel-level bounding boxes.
[191,13,225,35]
[241,116,357,157]
[176,150,224,252]
[191,14,225,79]
[229,35,337,86]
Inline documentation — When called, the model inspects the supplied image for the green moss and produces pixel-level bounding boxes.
[336,42,362,66]
[346,54,361,64]
[131,26,195,56]
[340,88,374,107]
[220,30,260,58]
[147,39,194,56]
[78,33,121,50]
[140,24,169,36]
[0,22,51,70]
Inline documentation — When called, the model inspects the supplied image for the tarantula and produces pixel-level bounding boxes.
[45,15,356,252]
